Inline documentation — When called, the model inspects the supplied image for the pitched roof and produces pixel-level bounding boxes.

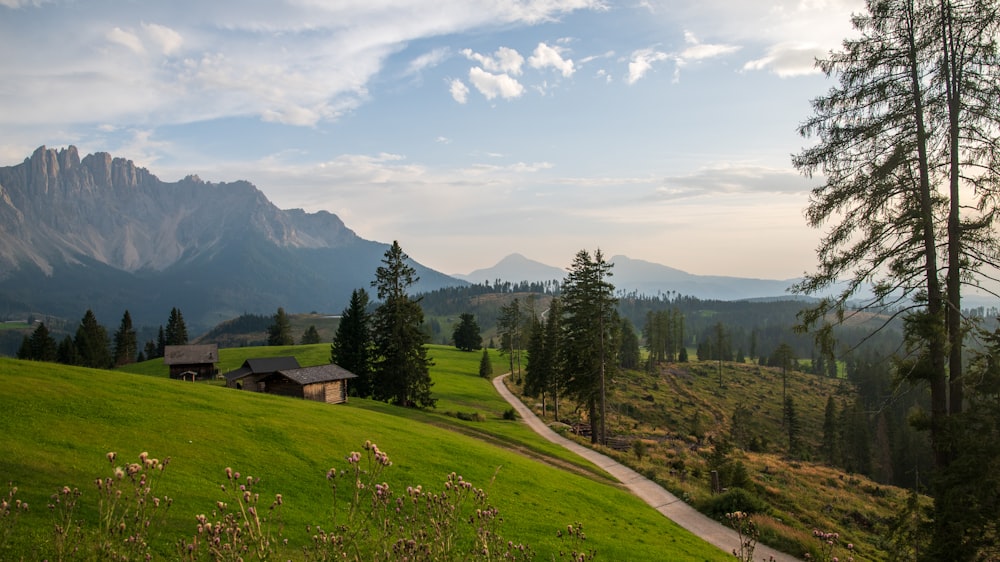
[277,363,358,385]
[164,344,219,365]
[222,356,301,382]
[223,366,252,383]
[245,356,301,373]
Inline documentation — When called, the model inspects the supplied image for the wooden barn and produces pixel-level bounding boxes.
[164,344,219,380]
[224,357,357,404]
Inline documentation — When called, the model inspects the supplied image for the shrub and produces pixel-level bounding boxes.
[502,408,517,420]
[702,487,770,519]
[454,411,485,422]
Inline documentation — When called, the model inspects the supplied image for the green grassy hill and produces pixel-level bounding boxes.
[0,348,730,561]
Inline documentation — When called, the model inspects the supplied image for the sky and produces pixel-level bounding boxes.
[0,0,866,280]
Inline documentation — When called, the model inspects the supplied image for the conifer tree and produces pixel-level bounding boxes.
[560,249,617,444]
[478,348,493,379]
[370,241,434,408]
[156,326,166,358]
[618,317,640,370]
[74,309,111,369]
[332,288,374,398]
[57,335,78,365]
[300,325,321,345]
[18,322,57,362]
[267,307,294,346]
[165,308,188,346]
[452,312,482,352]
[112,310,138,366]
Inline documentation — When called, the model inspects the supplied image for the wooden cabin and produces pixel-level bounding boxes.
[164,344,219,381]
[224,357,356,404]
[258,364,356,404]
[224,357,301,390]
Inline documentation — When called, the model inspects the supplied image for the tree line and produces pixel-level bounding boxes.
[16,307,190,368]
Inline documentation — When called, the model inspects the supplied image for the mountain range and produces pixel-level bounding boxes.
[455,252,797,300]
[0,146,807,332]
[0,146,461,330]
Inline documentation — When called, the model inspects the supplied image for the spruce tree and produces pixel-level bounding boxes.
[560,249,617,444]
[267,307,294,346]
[165,308,188,346]
[332,288,374,398]
[618,317,640,370]
[142,340,157,363]
[156,326,166,358]
[452,312,482,352]
[57,335,78,365]
[370,242,434,408]
[112,310,138,366]
[300,325,321,345]
[19,322,57,362]
[74,309,111,369]
[478,348,493,379]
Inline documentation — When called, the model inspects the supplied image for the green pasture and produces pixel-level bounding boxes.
[0,351,729,560]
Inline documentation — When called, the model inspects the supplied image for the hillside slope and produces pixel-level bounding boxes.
[0,354,729,560]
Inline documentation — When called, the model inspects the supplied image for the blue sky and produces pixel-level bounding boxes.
[0,0,864,279]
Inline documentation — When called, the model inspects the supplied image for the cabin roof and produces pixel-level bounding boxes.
[276,363,358,385]
[223,356,301,382]
[164,344,219,365]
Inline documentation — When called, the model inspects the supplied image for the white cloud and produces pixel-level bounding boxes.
[142,22,183,56]
[461,46,524,75]
[528,42,575,77]
[406,47,450,76]
[743,42,825,77]
[106,27,145,54]
[449,78,469,103]
[677,31,740,63]
[627,48,669,84]
[468,67,524,100]
[656,163,813,200]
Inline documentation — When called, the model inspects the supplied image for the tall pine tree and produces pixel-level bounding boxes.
[74,309,111,369]
[165,308,188,346]
[331,288,374,398]
[370,241,434,408]
[560,249,617,444]
[112,310,138,366]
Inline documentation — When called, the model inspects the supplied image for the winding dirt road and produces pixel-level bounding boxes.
[493,374,801,562]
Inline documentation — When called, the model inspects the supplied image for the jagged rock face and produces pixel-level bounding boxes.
[0,146,357,276]
[0,146,463,330]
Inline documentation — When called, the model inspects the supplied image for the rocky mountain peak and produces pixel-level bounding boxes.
[0,145,368,276]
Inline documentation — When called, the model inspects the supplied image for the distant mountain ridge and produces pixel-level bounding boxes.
[0,146,464,329]
[454,253,565,284]
[456,253,797,301]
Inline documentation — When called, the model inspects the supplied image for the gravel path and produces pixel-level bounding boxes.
[493,374,802,562]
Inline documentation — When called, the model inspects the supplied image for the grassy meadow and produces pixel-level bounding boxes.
[0,346,731,560]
